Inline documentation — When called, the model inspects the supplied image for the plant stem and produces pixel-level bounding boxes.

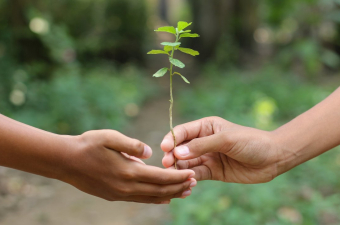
[169,32,179,169]
[169,74,177,169]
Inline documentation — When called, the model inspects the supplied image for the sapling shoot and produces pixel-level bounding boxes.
[147,21,200,169]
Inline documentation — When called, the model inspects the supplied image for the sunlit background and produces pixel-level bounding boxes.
[1,0,340,224]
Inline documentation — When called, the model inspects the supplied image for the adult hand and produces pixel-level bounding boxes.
[62,130,196,203]
[161,117,280,184]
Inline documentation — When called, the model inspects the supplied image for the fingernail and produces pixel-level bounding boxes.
[143,145,152,158]
[181,190,191,197]
[190,180,197,187]
[188,173,195,179]
[176,146,190,157]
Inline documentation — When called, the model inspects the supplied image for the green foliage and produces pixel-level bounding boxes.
[170,58,185,69]
[153,68,168,77]
[177,21,192,32]
[147,50,169,55]
[177,47,200,56]
[258,0,340,77]
[164,46,173,52]
[148,21,200,169]
[161,42,182,47]
[148,21,200,83]
[174,72,190,84]
[167,65,339,225]
[180,33,200,38]
[4,64,153,135]
[154,26,177,35]
[0,0,152,136]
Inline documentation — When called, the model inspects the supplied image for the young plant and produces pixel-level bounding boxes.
[147,21,200,169]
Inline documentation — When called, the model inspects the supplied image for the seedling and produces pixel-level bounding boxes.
[148,21,200,169]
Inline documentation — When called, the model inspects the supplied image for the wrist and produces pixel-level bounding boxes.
[270,128,306,176]
[52,134,83,183]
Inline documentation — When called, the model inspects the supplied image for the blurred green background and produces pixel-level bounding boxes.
[1,0,340,224]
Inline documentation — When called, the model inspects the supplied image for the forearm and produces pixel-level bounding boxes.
[272,87,340,175]
[0,114,75,180]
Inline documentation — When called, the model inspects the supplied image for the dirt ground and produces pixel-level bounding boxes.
[0,96,183,225]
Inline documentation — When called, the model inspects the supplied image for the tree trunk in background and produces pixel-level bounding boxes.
[188,0,259,63]
[159,0,168,23]
[188,0,228,61]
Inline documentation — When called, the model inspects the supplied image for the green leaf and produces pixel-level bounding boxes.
[174,72,190,84]
[154,26,176,34]
[147,50,169,55]
[153,68,168,77]
[180,33,200,38]
[164,46,173,52]
[178,47,200,56]
[161,42,181,47]
[177,21,192,31]
[180,75,190,84]
[180,30,191,33]
[169,57,185,68]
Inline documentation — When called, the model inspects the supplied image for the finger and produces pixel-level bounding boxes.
[174,132,228,160]
[136,164,195,184]
[161,120,205,152]
[162,151,175,168]
[132,178,197,197]
[162,142,191,168]
[121,188,192,204]
[191,165,212,181]
[176,158,203,170]
[101,130,152,159]
[121,152,146,164]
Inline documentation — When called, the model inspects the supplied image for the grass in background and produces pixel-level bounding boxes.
[168,65,340,225]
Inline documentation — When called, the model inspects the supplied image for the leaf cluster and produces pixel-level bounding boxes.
[147,21,200,84]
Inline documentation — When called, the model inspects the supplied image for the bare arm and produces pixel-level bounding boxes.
[0,114,196,203]
[161,87,340,183]
[0,114,71,179]
[274,87,340,175]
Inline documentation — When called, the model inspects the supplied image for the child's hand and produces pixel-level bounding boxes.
[62,130,196,203]
[161,117,280,184]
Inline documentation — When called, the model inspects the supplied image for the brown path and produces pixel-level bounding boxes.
[0,96,180,225]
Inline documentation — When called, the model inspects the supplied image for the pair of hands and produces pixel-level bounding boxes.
[68,116,281,204]
[68,88,340,202]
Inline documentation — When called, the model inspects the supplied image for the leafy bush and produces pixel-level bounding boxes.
[3,64,154,134]
[178,65,333,130]
[168,66,340,225]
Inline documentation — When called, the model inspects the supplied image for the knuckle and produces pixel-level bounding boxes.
[103,130,119,142]
[120,169,136,180]
[208,116,221,120]
[130,139,144,155]
[118,187,131,196]
[156,175,168,184]
[171,190,183,199]
[113,183,131,196]
[181,181,190,191]
[221,132,233,150]
[157,187,170,196]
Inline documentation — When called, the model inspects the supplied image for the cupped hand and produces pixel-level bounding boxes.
[62,130,196,204]
[161,117,281,184]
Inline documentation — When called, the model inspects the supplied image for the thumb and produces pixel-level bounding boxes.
[101,130,153,159]
[174,132,229,160]
[116,138,153,159]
